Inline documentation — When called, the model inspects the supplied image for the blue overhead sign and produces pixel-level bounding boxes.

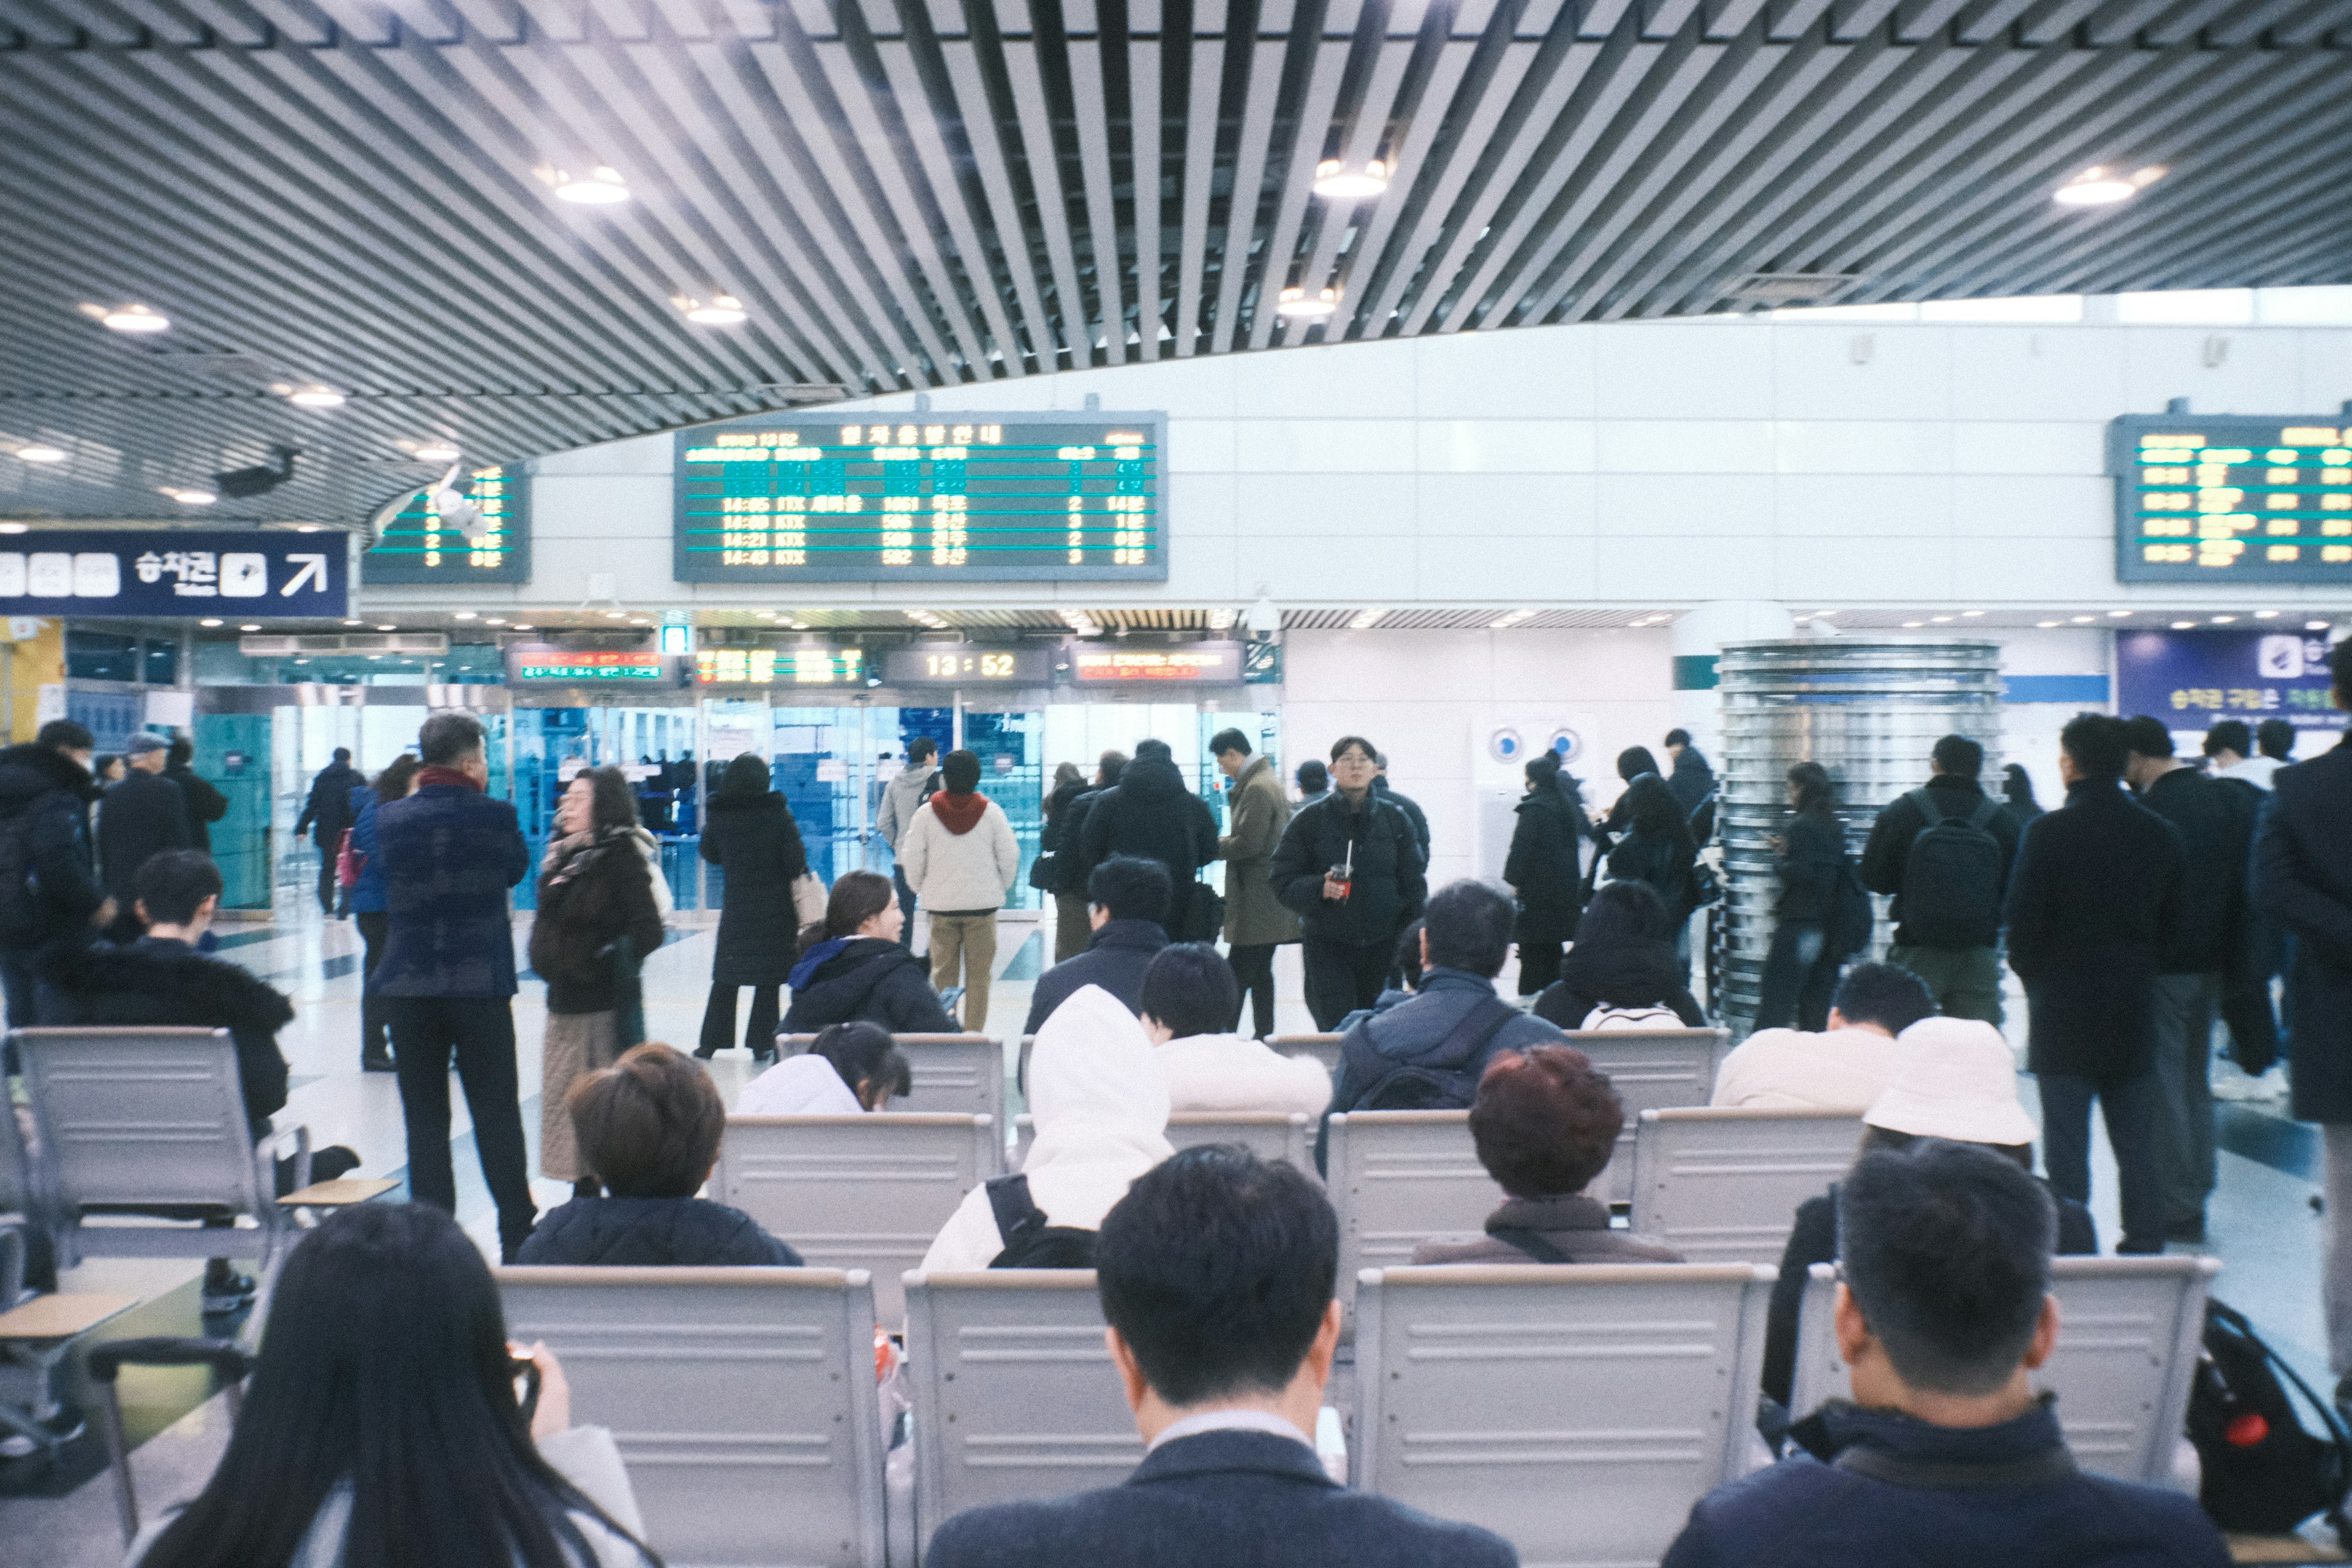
[2115,628,2345,734]
[0,531,350,618]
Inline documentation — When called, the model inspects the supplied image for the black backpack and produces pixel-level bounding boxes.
[984,1174,1098,1268]
[1356,997,1520,1112]
[2188,1298,2352,1534]
[1896,788,2004,948]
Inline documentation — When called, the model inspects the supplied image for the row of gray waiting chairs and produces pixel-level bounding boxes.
[502,1256,2215,1568]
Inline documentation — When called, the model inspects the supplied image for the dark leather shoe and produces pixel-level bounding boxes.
[361,1052,396,1072]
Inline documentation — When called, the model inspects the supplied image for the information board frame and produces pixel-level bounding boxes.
[672,410,1169,585]
[364,463,532,586]
[0,529,352,619]
[882,644,1057,687]
[2109,414,2352,586]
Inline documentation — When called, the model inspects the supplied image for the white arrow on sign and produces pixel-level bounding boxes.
[280,554,329,597]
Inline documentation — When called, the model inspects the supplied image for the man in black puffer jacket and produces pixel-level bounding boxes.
[520,1043,802,1267]
[0,719,108,1038]
[1079,739,1218,940]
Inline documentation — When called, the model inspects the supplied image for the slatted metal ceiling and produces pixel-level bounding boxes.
[2,0,2347,531]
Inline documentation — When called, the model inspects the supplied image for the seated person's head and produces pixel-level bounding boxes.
[1860,1017,2040,1167]
[1420,880,1515,980]
[568,1043,725,1198]
[810,1022,912,1110]
[1096,1146,1341,1429]
[1088,854,1172,930]
[1392,918,1426,992]
[137,850,224,937]
[1573,879,1673,949]
[1836,1140,2059,1409]
[1828,963,1937,1038]
[1139,943,1240,1044]
[1469,1047,1622,1200]
[810,869,899,951]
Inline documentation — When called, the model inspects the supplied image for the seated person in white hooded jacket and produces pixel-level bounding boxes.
[737,1021,913,1115]
[918,984,1173,1273]
[1143,943,1332,1117]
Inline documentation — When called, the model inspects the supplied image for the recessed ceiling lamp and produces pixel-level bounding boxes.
[1311,159,1390,199]
[293,523,323,533]
[279,384,346,409]
[1902,620,1926,628]
[486,617,505,625]
[376,624,396,631]
[1348,609,1385,630]
[2070,614,2096,623]
[79,302,169,333]
[2309,620,2331,631]
[2173,620,2198,629]
[1931,614,1956,623]
[453,611,477,620]
[1275,287,1341,320]
[604,610,627,620]
[2037,620,2061,628]
[239,623,261,632]
[0,523,25,535]
[412,442,461,465]
[2108,609,2132,617]
[1207,608,1236,630]
[2053,164,2166,207]
[676,294,748,326]
[160,485,216,505]
[512,622,533,630]
[344,619,362,627]
[12,444,66,464]
[198,617,224,627]
[550,166,630,205]
[2211,614,2237,623]
[2254,609,2280,619]
[1489,609,1536,629]
[1961,609,1986,617]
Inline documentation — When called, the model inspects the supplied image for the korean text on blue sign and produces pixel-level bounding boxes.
[2114,629,2345,733]
[0,532,349,619]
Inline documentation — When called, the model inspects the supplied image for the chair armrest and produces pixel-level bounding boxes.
[84,1335,253,1385]
[255,1124,312,1198]
[0,1217,23,1311]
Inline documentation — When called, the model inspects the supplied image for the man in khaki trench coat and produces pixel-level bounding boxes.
[1214,727,1302,1038]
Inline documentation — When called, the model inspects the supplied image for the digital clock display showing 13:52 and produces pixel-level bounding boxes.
[881,644,1053,685]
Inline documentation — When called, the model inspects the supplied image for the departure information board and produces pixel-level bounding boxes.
[673,412,1166,584]
[2111,415,2352,584]
[364,464,530,584]
[693,646,865,686]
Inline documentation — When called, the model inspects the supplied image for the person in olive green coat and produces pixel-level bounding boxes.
[1213,729,1300,1038]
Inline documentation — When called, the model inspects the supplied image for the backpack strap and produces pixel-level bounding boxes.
[1491,1227,1572,1264]
[985,1174,1047,1250]
[1960,796,2000,831]
[1907,786,1944,826]
[1436,995,1520,1062]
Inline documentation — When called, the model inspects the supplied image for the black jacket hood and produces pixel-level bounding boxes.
[1117,756,1188,799]
[0,742,97,812]
[43,939,296,1035]
[1555,936,1687,1008]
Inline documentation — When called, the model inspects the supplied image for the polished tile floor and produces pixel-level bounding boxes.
[2,902,2328,1565]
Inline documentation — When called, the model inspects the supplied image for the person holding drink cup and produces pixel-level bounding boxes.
[1270,736,1429,1029]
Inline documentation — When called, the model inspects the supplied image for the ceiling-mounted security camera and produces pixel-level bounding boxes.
[214,445,298,499]
[1242,592,1281,638]
[427,462,498,545]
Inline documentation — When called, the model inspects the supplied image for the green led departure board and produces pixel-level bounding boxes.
[673,412,1166,583]
[2111,415,2352,584]
[363,464,530,584]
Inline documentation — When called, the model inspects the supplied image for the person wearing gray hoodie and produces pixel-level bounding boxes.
[872,735,940,949]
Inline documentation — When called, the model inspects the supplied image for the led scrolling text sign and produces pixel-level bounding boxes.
[2111,415,2352,585]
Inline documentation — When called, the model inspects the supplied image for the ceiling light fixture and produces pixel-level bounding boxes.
[12,444,66,464]
[376,624,396,631]
[2053,164,2166,207]
[1931,614,1956,623]
[1488,609,1535,629]
[551,166,630,205]
[0,523,23,536]
[160,486,216,505]
[200,617,222,627]
[343,619,361,627]
[1275,287,1341,320]
[1902,620,1926,628]
[1961,609,1986,617]
[80,302,170,334]
[239,624,260,632]
[512,622,533,630]
[1207,608,1237,631]
[2070,614,2096,623]
[2108,609,2133,617]
[2255,609,2280,619]
[676,293,748,326]
[2211,614,2237,623]
[453,611,476,620]
[281,384,346,409]
[2173,620,2198,629]
[486,617,506,625]
[412,442,461,465]
[1311,159,1390,200]
[2037,620,2061,628]
[1348,609,1386,630]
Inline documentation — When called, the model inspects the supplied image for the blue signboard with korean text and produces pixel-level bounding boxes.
[2115,628,2345,735]
[0,531,350,619]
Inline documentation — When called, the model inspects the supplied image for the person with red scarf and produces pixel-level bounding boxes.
[899,748,1019,1031]
[371,710,537,1260]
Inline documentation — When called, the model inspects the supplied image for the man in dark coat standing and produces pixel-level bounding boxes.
[2255,638,2352,1408]
[2003,713,2187,1256]
[293,745,364,914]
[1080,738,1219,940]
[2124,715,2252,1244]
[97,733,189,943]
[1662,728,1717,817]
[164,734,231,853]
[371,711,537,1260]
[0,718,107,1039]
[1858,733,2021,1026]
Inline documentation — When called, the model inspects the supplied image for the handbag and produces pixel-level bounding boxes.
[1027,849,1060,892]
[610,933,646,1051]
[335,827,364,889]
[790,870,828,928]
[1178,883,1224,944]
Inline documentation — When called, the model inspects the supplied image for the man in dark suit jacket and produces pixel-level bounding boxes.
[2255,638,2352,1408]
[1021,855,1171,1038]
[97,733,189,942]
[923,1146,1517,1568]
[2003,714,2187,1255]
[372,710,536,1259]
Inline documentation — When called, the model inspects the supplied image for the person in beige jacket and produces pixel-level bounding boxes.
[1711,962,1937,1112]
[1213,729,1299,1038]
[899,747,1020,1030]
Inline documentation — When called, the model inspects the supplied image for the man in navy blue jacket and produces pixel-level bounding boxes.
[924,1146,1517,1568]
[1020,855,1171,1037]
[1662,1140,2228,1568]
[371,711,536,1259]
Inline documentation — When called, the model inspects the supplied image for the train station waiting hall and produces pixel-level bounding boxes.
[5,4,2352,1564]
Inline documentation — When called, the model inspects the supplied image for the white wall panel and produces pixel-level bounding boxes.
[1415,419,1597,472]
[1772,420,1951,474]
[1419,472,1599,534]
[1592,322,1774,417]
[1774,475,1952,537]
[1236,472,1418,535]
[1234,340,1417,418]
[1949,329,2127,421]
[1772,326,1953,421]
[2120,328,2305,416]
[1596,419,1776,473]
[1597,473,1774,536]
[1234,418,1420,472]
[1950,421,2104,475]
[1773,534,1951,600]
[1166,420,1238,472]
[1594,536,1777,598]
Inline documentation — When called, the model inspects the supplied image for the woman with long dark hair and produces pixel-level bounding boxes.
[1753,760,1851,1032]
[348,753,422,1072]
[1504,752,1587,996]
[1532,880,1706,1030]
[530,767,665,1198]
[1040,760,1090,962]
[1603,772,1700,963]
[696,753,809,1060]
[782,869,956,1034]
[129,1202,658,1568]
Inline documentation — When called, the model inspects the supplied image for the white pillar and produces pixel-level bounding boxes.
[1671,600,1793,758]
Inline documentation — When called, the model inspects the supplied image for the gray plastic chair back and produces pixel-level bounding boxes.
[901,1270,1140,1553]
[1559,1027,1728,1204]
[1270,1032,1343,1074]
[0,1098,28,1218]
[710,1114,1000,1324]
[778,1033,1003,1123]
[1788,1254,2218,1484]
[1356,1263,1776,1564]
[499,1266,886,1567]
[13,1028,275,1261]
[1326,1110,1504,1314]
[1014,1110,1313,1174]
[1628,1107,1864,1265]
